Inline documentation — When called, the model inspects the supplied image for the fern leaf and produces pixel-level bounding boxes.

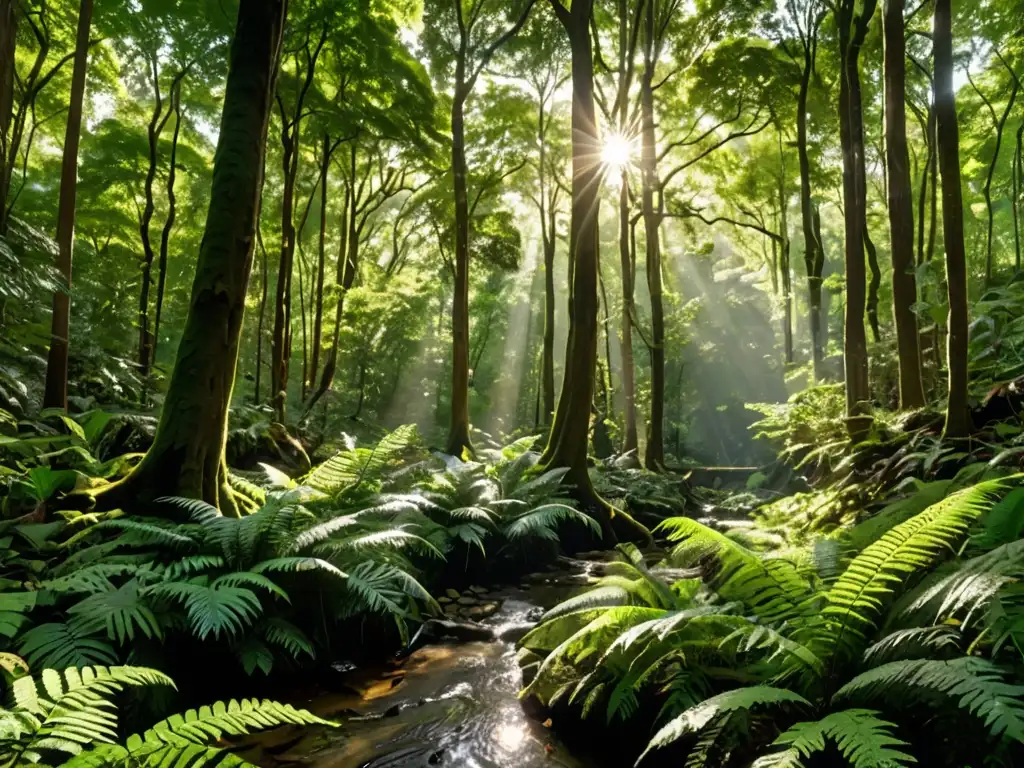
[817,479,1009,663]
[18,622,118,669]
[67,580,163,644]
[251,556,348,580]
[765,709,915,768]
[148,582,263,640]
[862,627,961,667]
[835,657,1024,741]
[637,686,810,765]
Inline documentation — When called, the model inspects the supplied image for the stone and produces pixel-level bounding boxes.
[468,585,488,594]
[456,596,478,606]
[463,603,500,620]
[443,604,460,617]
[445,589,461,600]
[437,596,452,605]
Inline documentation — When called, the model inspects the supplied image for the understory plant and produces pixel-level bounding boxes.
[519,476,1024,767]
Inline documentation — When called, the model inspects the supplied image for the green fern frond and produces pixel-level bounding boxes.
[251,556,348,580]
[761,709,915,768]
[862,627,962,667]
[262,617,315,660]
[835,657,1024,741]
[63,519,198,551]
[658,516,814,623]
[319,527,444,559]
[67,580,163,645]
[159,555,227,580]
[1,666,174,765]
[305,424,418,493]
[39,563,145,594]
[539,586,634,622]
[637,686,811,765]
[148,582,263,640]
[503,504,600,542]
[18,622,118,669]
[153,496,221,524]
[817,479,1010,663]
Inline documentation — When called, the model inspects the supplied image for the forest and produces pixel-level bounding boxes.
[2,0,1024,765]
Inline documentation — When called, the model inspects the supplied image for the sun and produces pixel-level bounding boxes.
[601,132,634,171]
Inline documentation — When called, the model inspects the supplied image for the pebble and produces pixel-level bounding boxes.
[456,596,478,606]
[469,585,488,594]
[445,589,461,599]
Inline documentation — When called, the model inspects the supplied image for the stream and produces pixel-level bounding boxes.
[240,559,605,768]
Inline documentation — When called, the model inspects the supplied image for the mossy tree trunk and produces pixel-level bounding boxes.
[934,0,969,438]
[542,0,648,544]
[882,0,926,408]
[43,0,93,411]
[98,0,286,513]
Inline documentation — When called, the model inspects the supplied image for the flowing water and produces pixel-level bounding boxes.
[241,563,604,768]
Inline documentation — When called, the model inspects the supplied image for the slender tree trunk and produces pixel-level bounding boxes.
[255,221,268,403]
[797,35,825,377]
[43,0,92,411]
[447,84,472,457]
[640,0,664,469]
[837,0,875,432]
[137,55,165,378]
[542,210,557,424]
[864,224,881,342]
[618,170,639,453]
[97,0,286,513]
[542,0,648,544]
[882,0,926,408]
[1015,124,1023,271]
[271,126,298,421]
[0,0,15,237]
[153,82,183,366]
[934,0,969,438]
[305,181,351,416]
[776,144,794,364]
[968,68,1018,286]
[309,132,329,392]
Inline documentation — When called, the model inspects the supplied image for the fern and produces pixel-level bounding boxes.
[503,503,600,542]
[861,627,961,666]
[67,580,163,644]
[835,657,1024,741]
[658,517,815,623]
[761,709,915,768]
[18,622,118,669]
[304,424,418,494]
[148,581,263,640]
[816,479,1009,664]
[637,686,810,765]
[0,666,174,766]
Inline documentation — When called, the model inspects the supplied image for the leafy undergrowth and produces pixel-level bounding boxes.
[518,469,1024,767]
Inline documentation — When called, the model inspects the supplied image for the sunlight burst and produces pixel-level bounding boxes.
[601,132,634,171]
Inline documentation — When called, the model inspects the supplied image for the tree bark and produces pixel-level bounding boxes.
[153,81,183,367]
[934,0,969,438]
[618,170,639,453]
[309,132,330,392]
[836,0,875,432]
[882,0,926,408]
[777,133,794,364]
[796,18,825,378]
[97,0,286,513]
[0,0,15,236]
[864,223,882,342]
[542,0,648,544]
[1014,123,1023,271]
[43,0,93,411]
[255,220,269,403]
[542,203,557,424]
[640,0,665,469]
[447,82,473,457]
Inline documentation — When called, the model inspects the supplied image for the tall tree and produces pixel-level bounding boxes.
[0,0,15,235]
[934,0,969,438]
[881,0,926,408]
[835,0,876,434]
[98,0,286,512]
[423,0,538,457]
[42,0,94,411]
[541,0,647,542]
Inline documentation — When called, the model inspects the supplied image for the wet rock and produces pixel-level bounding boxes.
[429,749,445,764]
[468,585,488,595]
[443,604,460,617]
[496,622,534,643]
[456,596,478,606]
[462,603,500,620]
[445,589,461,600]
[383,704,402,717]
[525,572,550,583]
[437,596,452,605]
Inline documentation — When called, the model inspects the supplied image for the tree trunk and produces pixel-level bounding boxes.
[271,121,298,422]
[618,170,639,453]
[42,0,93,411]
[934,0,969,438]
[447,85,472,457]
[797,35,825,378]
[137,55,165,379]
[1014,124,1023,271]
[837,0,874,432]
[542,208,557,424]
[640,0,665,469]
[0,0,15,236]
[309,132,329,392]
[96,0,286,513]
[777,142,794,365]
[255,221,268,403]
[864,223,881,342]
[541,0,648,544]
[153,82,183,367]
[882,0,926,408]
